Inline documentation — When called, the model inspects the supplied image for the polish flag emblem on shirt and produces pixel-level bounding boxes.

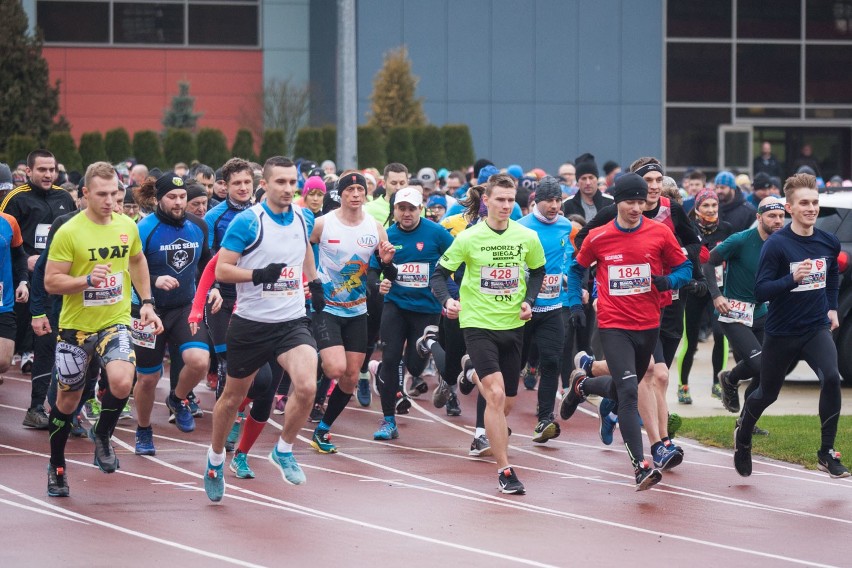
[329,239,340,244]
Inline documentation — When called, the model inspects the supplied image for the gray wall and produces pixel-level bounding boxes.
[357,0,663,172]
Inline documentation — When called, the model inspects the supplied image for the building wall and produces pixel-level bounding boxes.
[356,0,664,172]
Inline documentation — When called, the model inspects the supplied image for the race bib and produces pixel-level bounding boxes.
[715,265,724,288]
[607,263,651,296]
[480,266,520,295]
[790,258,827,292]
[396,262,429,288]
[83,272,124,306]
[538,273,561,300]
[261,265,303,297]
[35,224,50,250]
[130,316,156,349]
[718,299,755,327]
[672,289,679,301]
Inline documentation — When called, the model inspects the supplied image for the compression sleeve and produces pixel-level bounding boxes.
[525,265,546,306]
[189,252,219,324]
[430,265,454,307]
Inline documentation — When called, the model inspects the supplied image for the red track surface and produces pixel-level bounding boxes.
[1,367,850,567]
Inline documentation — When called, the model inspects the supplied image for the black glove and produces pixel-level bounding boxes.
[252,262,286,285]
[683,279,708,297]
[569,304,586,329]
[308,279,326,313]
[651,275,671,292]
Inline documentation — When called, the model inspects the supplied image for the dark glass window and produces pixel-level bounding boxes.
[38,1,109,43]
[667,0,732,38]
[666,107,731,167]
[806,45,852,104]
[736,44,800,103]
[738,0,801,39]
[736,107,801,119]
[807,0,852,40]
[807,108,852,119]
[189,4,258,46]
[114,3,184,44]
[667,43,731,102]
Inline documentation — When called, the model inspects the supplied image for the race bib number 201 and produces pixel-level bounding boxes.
[396,262,429,288]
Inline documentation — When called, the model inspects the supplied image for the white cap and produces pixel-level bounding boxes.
[394,186,423,207]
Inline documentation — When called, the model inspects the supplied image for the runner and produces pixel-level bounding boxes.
[431,172,546,494]
[562,173,692,490]
[309,171,395,454]
[203,156,325,501]
[130,173,214,456]
[43,161,163,497]
[734,174,849,479]
[0,210,29,374]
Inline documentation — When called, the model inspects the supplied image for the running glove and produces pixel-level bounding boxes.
[308,279,326,312]
[252,262,286,285]
[569,304,586,329]
[651,275,671,291]
[683,279,708,297]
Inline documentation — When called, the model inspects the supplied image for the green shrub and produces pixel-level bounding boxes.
[163,129,196,167]
[46,131,82,172]
[260,129,286,161]
[79,132,108,167]
[321,125,336,163]
[5,134,38,166]
[357,126,386,169]
[385,126,416,169]
[104,127,132,164]
[231,129,256,162]
[413,125,446,171]
[132,130,165,170]
[441,124,475,170]
[293,127,326,162]
[196,128,229,168]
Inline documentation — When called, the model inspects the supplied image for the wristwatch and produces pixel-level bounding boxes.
[141,298,155,306]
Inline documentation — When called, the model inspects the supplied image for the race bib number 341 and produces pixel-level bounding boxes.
[608,264,651,296]
[480,266,520,295]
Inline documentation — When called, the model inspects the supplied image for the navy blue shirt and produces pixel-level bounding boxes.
[755,224,840,336]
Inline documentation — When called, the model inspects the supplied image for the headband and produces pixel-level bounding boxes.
[634,163,664,178]
[758,202,785,214]
[337,172,367,192]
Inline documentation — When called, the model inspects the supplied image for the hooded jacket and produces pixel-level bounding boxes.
[718,188,757,233]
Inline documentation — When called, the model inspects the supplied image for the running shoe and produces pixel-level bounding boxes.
[415,324,439,358]
[457,354,475,396]
[226,412,244,452]
[497,467,525,495]
[205,371,218,391]
[187,391,203,418]
[310,427,337,454]
[230,451,255,479]
[273,394,287,415]
[711,382,722,400]
[522,366,538,390]
[817,449,851,479]
[652,444,683,471]
[22,405,49,429]
[432,377,451,409]
[269,447,306,485]
[20,351,33,374]
[47,464,70,498]
[717,370,739,413]
[422,356,438,380]
[308,403,324,423]
[445,392,461,416]
[573,350,595,377]
[83,398,101,420]
[667,412,682,438]
[165,395,195,432]
[532,417,561,443]
[70,414,87,438]
[395,392,411,415]
[634,460,662,491]
[120,400,132,420]
[88,427,119,473]
[598,398,618,445]
[677,384,692,404]
[409,375,428,397]
[357,371,371,406]
[752,425,770,436]
[373,418,399,440]
[469,434,492,457]
[733,426,752,477]
[135,427,156,456]
[204,458,225,502]
[368,359,381,396]
[559,369,586,421]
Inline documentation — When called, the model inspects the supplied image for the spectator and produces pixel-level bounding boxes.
[753,141,782,179]
[714,171,756,232]
[792,144,821,177]
[561,153,613,222]
[603,160,620,187]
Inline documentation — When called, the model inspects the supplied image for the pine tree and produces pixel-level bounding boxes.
[162,80,203,131]
[0,0,62,156]
[367,46,426,134]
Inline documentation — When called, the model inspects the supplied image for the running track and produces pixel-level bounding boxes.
[1,367,850,567]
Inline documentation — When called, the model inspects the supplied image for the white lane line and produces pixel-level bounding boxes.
[0,496,89,524]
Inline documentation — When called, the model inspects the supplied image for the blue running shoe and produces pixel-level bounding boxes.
[573,350,595,377]
[135,427,156,456]
[229,451,255,479]
[165,395,195,433]
[204,458,225,502]
[226,412,244,453]
[269,447,306,485]
[373,418,399,440]
[598,398,618,445]
[187,391,203,418]
[310,427,337,454]
[356,371,371,407]
[652,444,683,471]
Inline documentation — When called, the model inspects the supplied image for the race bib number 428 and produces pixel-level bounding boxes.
[480,266,520,295]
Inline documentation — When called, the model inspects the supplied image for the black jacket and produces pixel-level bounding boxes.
[719,189,757,233]
[753,155,782,179]
[0,181,77,257]
[562,189,613,220]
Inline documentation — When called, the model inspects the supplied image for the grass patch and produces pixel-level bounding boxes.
[676,415,852,470]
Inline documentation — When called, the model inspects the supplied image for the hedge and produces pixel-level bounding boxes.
[47,131,83,172]
[260,129,286,162]
[132,130,165,170]
[104,127,132,164]
[5,134,38,166]
[442,124,474,170]
[293,127,325,163]
[385,126,416,169]
[79,131,108,167]
[231,129,256,162]
[413,125,446,172]
[163,129,196,167]
[196,128,230,168]
[321,125,337,164]
[357,126,385,169]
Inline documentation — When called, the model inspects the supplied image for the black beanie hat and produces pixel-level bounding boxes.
[535,176,563,202]
[155,171,186,200]
[753,172,772,190]
[610,173,648,203]
[185,180,207,202]
[473,158,494,180]
[575,153,599,180]
[603,160,619,176]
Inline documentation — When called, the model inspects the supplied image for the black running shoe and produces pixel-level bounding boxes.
[559,370,586,420]
[445,392,461,416]
[88,428,119,473]
[817,449,851,479]
[47,464,70,497]
[497,467,525,495]
[634,460,662,491]
[532,417,561,443]
[309,403,325,423]
[733,426,752,477]
[395,393,411,415]
[457,354,475,396]
[409,375,428,396]
[718,370,740,413]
